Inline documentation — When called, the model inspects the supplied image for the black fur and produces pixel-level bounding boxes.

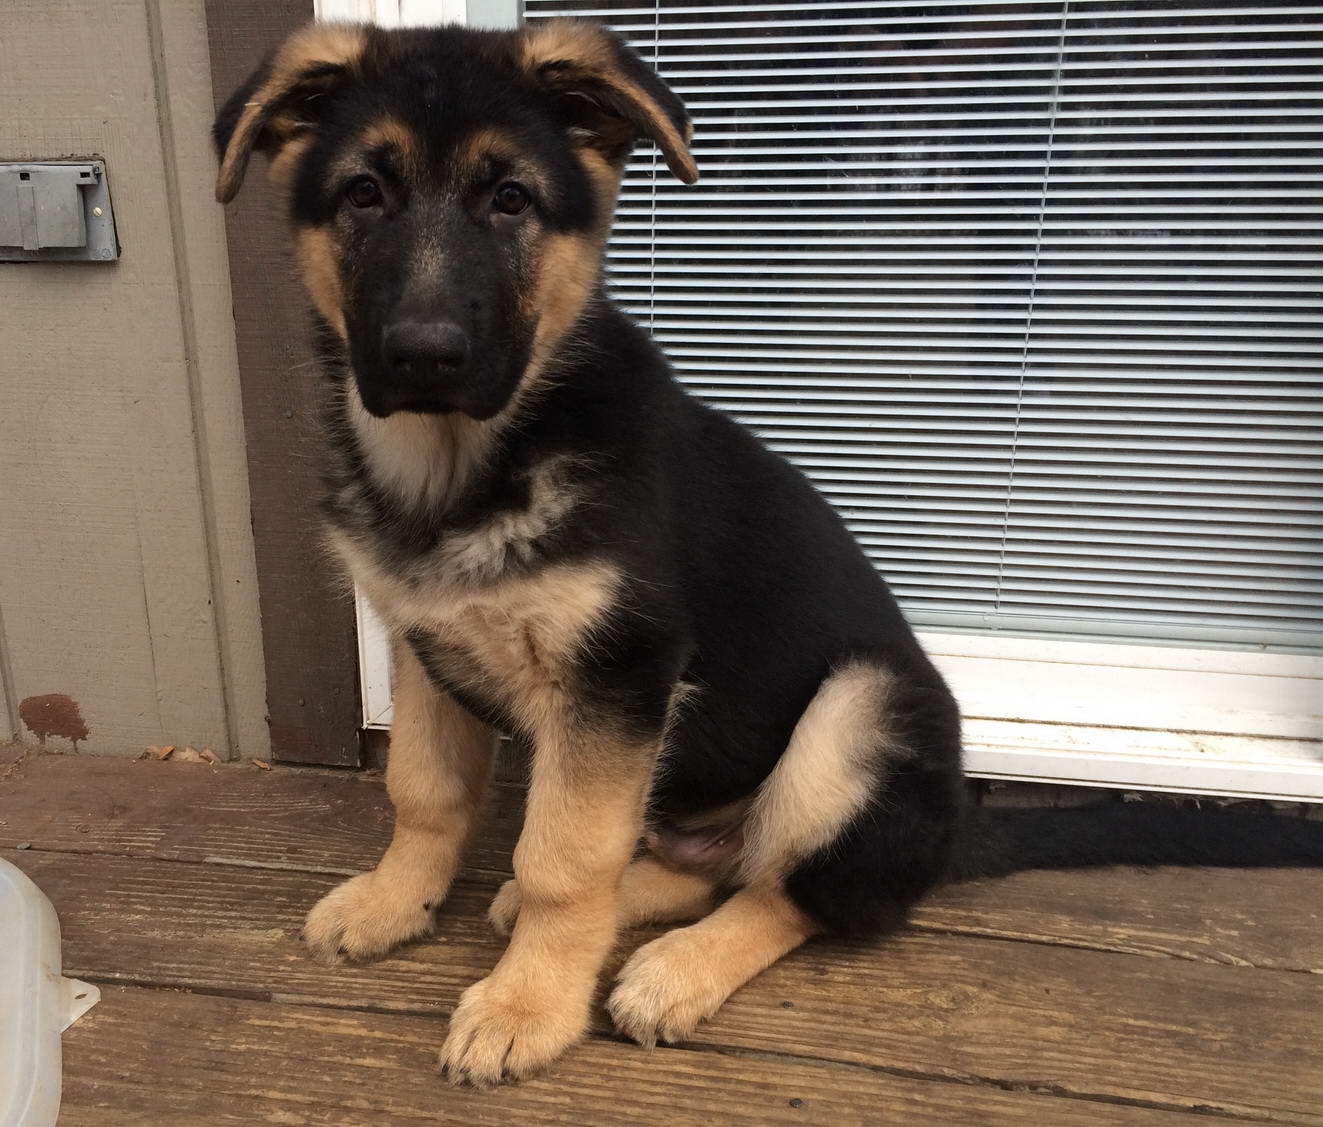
[331,290,1323,939]
[219,21,1323,949]
[953,802,1323,881]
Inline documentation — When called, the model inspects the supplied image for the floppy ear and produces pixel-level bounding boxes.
[521,20,698,185]
[212,22,369,204]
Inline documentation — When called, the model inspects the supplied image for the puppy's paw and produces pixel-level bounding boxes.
[487,879,522,936]
[607,928,727,1047]
[440,974,588,1087]
[303,871,438,965]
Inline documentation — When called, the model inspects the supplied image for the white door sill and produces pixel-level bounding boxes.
[965,717,1323,802]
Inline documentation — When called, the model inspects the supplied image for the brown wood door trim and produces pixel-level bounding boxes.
[202,0,362,766]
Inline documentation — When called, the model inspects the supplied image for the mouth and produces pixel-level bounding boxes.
[349,329,532,423]
[356,383,462,418]
[353,368,505,421]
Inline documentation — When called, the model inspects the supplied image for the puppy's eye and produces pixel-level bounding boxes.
[492,182,531,216]
[345,176,382,209]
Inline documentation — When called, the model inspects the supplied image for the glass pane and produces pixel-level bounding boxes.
[524,0,1323,649]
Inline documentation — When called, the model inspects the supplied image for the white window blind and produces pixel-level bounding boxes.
[523,0,1323,651]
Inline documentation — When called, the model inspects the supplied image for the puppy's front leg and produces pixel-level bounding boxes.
[305,641,495,963]
[441,724,656,1085]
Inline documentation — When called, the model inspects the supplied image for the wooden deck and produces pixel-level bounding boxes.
[3,751,1320,1125]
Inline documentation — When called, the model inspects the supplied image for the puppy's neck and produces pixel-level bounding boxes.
[346,383,498,511]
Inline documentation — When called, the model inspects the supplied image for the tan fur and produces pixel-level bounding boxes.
[337,514,621,736]
[488,854,719,936]
[608,885,816,1046]
[294,226,347,339]
[216,22,368,202]
[523,20,616,74]
[435,563,619,740]
[601,72,698,183]
[576,148,625,217]
[616,856,719,925]
[442,722,659,1084]
[521,20,698,185]
[453,127,550,195]
[485,676,716,941]
[525,232,602,382]
[455,125,521,164]
[359,115,420,169]
[267,133,313,192]
[740,662,896,889]
[276,22,367,81]
[285,120,422,340]
[304,641,495,963]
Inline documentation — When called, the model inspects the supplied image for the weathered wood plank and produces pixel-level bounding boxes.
[4,755,1322,974]
[915,867,1323,973]
[0,755,520,880]
[15,849,502,1014]
[63,986,1215,1127]
[13,848,1322,1122]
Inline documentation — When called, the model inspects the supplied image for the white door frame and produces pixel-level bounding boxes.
[316,0,513,27]
[360,600,1323,801]
[326,0,1323,802]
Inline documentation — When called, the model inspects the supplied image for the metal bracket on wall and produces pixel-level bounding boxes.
[0,161,119,262]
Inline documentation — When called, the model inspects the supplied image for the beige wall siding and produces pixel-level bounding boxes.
[0,0,269,759]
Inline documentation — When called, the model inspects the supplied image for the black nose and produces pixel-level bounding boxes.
[382,320,469,372]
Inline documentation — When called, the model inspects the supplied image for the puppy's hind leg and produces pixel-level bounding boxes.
[304,640,495,964]
[609,661,958,1044]
[488,854,720,935]
[608,883,815,1047]
[618,855,721,926]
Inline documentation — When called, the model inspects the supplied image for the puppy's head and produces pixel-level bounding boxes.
[214,20,696,420]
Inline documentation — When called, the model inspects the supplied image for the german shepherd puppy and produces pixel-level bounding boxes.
[214,19,1323,1086]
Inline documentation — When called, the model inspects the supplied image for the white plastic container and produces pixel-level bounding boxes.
[0,858,99,1127]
